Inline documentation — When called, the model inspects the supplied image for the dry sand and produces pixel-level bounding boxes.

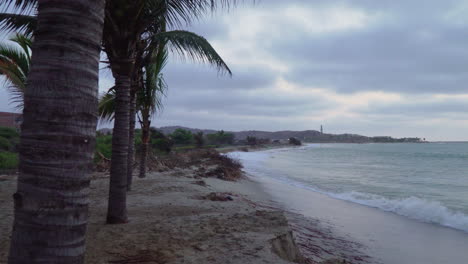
[0,151,365,264]
[0,168,306,264]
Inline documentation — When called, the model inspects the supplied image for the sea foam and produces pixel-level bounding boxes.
[228,148,468,233]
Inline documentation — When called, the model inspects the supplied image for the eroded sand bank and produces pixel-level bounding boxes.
[0,158,365,263]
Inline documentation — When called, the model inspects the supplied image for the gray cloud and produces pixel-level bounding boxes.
[359,99,468,117]
[163,86,332,118]
[164,63,276,91]
[3,0,468,140]
[275,20,468,93]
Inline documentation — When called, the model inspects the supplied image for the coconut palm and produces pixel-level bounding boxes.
[7,1,106,264]
[0,33,32,109]
[99,26,231,178]
[136,47,168,179]
[2,0,239,224]
[99,48,168,179]
[103,0,235,224]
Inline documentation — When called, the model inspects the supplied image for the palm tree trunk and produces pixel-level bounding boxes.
[139,114,150,178]
[126,89,136,191]
[106,62,133,224]
[8,1,105,263]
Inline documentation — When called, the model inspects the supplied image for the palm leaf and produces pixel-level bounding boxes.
[1,0,37,14]
[144,0,242,28]
[98,88,117,121]
[0,13,36,35]
[138,47,168,116]
[0,33,31,109]
[150,30,231,75]
[10,32,32,60]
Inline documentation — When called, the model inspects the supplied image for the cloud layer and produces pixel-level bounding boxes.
[2,0,468,140]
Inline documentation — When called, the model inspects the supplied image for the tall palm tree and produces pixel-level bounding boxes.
[99,28,231,178]
[136,47,168,179]
[103,0,236,224]
[7,1,106,264]
[98,50,167,179]
[0,33,32,109]
[2,0,240,224]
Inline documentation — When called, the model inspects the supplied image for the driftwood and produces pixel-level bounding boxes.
[97,151,110,162]
[95,151,111,172]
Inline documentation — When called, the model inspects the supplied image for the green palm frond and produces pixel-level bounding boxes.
[1,0,37,14]
[98,88,117,121]
[150,30,231,75]
[0,13,37,35]
[144,0,241,28]
[0,34,30,77]
[0,33,32,109]
[138,47,168,116]
[10,32,32,60]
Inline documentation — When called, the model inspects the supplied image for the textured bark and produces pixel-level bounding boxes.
[106,67,132,224]
[8,1,105,263]
[126,90,136,191]
[103,0,141,224]
[138,117,150,178]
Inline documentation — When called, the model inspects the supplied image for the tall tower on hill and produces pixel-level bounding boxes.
[320,125,323,134]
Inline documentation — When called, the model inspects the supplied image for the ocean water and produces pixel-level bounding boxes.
[229,143,468,233]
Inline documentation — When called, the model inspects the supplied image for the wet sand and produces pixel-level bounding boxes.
[256,174,468,264]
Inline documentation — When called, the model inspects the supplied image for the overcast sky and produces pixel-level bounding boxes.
[2,0,468,140]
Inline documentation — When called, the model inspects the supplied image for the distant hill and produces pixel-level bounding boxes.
[97,125,422,143]
[157,126,218,136]
[156,126,423,143]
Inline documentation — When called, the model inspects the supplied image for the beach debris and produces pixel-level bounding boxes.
[192,244,209,251]
[107,249,168,264]
[270,231,307,263]
[192,180,208,187]
[145,149,243,181]
[194,151,243,181]
[203,192,234,201]
[95,151,111,172]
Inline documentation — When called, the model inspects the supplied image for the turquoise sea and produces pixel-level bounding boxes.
[232,143,468,232]
[229,143,468,263]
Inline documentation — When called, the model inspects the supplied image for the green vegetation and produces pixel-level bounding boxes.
[0,137,12,151]
[0,151,18,169]
[193,132,204,148]
[95,134,112,161]
[0,126,19,139]
[0,34,32,109]
[0,126,20,169]
[170,128,193,145]
[151,129,174,154]
[206,130,235,146]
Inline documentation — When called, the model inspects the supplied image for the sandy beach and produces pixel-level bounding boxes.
[0,148,372,264]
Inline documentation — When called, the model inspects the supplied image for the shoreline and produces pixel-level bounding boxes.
[231,145,468,264]
[0,148,365,264]
[1,162,308,263]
